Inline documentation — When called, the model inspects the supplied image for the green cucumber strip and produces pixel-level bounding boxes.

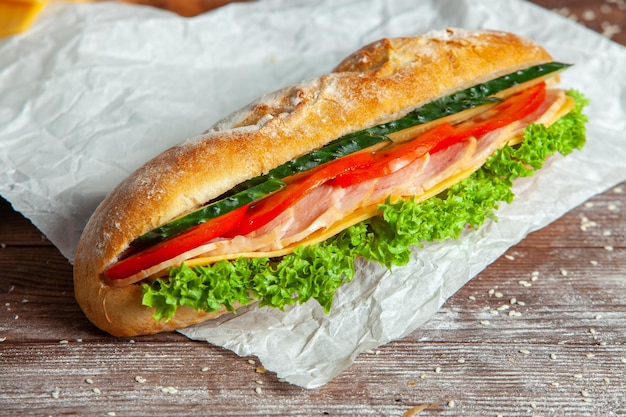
[132,62,570,247]
[132,178,286,246]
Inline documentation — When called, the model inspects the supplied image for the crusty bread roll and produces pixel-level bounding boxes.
[74,29,553,336]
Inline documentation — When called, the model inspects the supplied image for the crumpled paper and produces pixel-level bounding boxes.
[1,0,625,388]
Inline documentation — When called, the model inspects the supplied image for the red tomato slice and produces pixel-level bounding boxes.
[431,82,547,153]
[229,151,376,237]
[104,204,250,280]
[332,122,457,188]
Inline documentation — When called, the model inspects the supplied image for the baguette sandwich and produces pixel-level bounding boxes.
[74,28,587,336]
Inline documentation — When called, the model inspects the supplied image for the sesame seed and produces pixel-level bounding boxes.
[420,373,428,379]
[505,254,515,261]
[0,337,6,342]
[497,304,510,311]
[59,340,69,344]
[595,315,603,320]
[255,387,263,395]
[93,387,101,395]
[604,246,614,251]
[434,367,442,373]
[201,367,209,372]
[248,359,256,365]
[573,373,583,379]
[488,289,495,296]
[590,260,599,266]
[85,378,94,384]
[621,358,626,364]
[161,387,178,394]
[550,353,556,360]
[560,269,568,276]
[457,358,465,364]
[582,398,593,403]
[551,382,560,387]
[607,203,618,211]
[495,292,503,298]
[468,295,476,301]
[580,390,589,397]
[135,376,147,384]
[519,349,531,355]
[51,389,60,399]
[480,320,490,326]
[510,297,517,304]
[447,400,456,408]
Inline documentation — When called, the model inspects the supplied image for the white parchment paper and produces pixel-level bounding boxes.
[1,0,625,388]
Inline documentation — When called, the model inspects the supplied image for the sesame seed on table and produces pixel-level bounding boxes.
[0,1,624,416]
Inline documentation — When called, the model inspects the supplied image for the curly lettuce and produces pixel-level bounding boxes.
[142,91,588,321]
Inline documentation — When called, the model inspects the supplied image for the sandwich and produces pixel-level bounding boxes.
[74,28,588,336]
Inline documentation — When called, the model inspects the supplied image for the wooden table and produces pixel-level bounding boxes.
[1,1,624,415]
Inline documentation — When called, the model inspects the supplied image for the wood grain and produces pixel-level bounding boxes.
[1,1,625,416]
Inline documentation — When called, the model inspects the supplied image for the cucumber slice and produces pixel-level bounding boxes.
[131,62,570,247]
[132,178,286,246]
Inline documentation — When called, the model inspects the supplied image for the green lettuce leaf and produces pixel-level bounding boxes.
[142,91,588,321]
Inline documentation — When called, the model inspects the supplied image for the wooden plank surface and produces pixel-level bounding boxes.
[1,1,625,416]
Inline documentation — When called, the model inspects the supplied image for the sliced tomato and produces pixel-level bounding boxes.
[431,82,547,153]
[332,122,457,188]
[228,151,376,237]
[104,204,250,281]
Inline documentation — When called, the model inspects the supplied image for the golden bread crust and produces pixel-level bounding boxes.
[74,29,553,336]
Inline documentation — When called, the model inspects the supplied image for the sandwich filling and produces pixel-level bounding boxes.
[100,63,588,321]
